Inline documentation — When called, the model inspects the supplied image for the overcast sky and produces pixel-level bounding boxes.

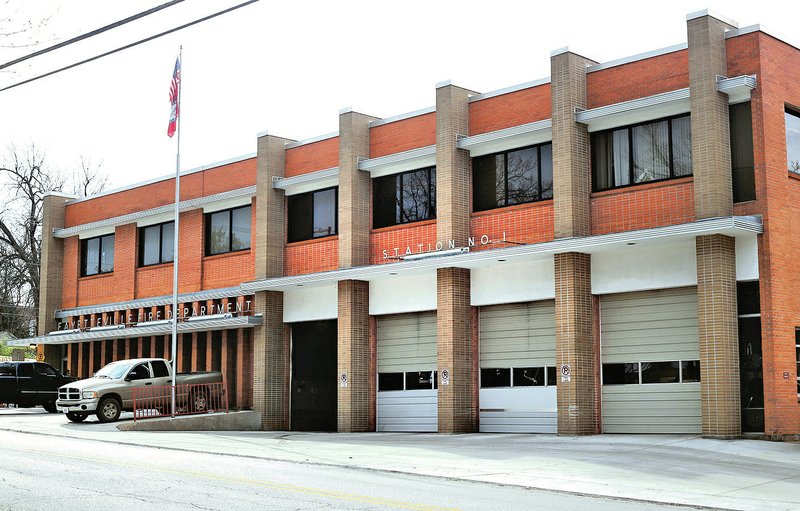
[0,1,797,191]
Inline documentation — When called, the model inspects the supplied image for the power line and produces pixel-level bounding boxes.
[0,0,186,71]
[0,0,260,93]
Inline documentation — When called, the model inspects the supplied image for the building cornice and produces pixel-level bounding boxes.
[272,167,339,196]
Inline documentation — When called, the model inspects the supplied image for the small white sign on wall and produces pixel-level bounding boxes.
[560,364,571,383]
[339,371,348,388]
[441,368,450,386]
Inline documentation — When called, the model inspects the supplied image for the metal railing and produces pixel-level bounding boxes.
[132,382,228,421]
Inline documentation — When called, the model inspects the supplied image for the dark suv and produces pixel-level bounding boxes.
[0,361,75,412]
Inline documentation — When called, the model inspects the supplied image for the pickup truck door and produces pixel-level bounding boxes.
[33,363,61,404]
[16,363,36,406]
[120,362,156,409]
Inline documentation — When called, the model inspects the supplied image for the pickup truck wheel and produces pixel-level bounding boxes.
[96,397,122,423]
[191,389,209,413]
[43,401,58,413]
[66,412,87,423]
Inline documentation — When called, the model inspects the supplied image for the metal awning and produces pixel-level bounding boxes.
[9,314,262,346]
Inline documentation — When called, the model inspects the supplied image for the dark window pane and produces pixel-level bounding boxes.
[129,363,151,380]
[671,116,693,177]
[540,144,553,199]
[208,211,230,255]
[681,360,701,383]
[480,368,511,388]
[142,225,161,265]
[641,361,680,384]
[373,174,397,228]
[288,193,313,242]
[100,235,114,273]
[547,366,557,386]
[400,169,432,222]
[84,238,100,275]
[592,130,629,191]
[231,206,251,250]
[730,103,755,202]
[737,281,761,315]
[35,363,57,376]
[313,188,337,237]
[602,363,639,385]
[17,363,33,377]
[786,110,800,174]
[506,147,538,205]
[161,222,174,262]
[472,154,504,211]
[405,371,435,390]
[513,367,545,387]
[632,120,670,183]
[378,372,404,391]
[151,360,169,378]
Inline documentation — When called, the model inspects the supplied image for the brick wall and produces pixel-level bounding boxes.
[586,49,689,109]
[591,179,695,235]
[369,221,437,265]
[285,237,339,275]
[285,136,339,177]
[469,83,551,135]
[65,157,256,227]
[470,201,554,249]
[369,112,436,158]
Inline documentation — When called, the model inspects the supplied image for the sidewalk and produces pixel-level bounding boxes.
[2,408,799,511]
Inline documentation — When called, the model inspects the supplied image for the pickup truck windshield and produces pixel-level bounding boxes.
[95,361,134,379]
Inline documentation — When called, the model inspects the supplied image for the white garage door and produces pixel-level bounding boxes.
[479,301,557,433]
[376,312,437,432]
[601,287,701,434]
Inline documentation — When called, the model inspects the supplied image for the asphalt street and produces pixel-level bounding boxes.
[0,429,707,511]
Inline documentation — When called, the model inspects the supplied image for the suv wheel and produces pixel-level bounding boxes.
[96,397,122,423]
[66,412,87,423]
[43,401,58,413]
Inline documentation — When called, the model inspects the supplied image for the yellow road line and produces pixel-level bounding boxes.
[4,444,462,511]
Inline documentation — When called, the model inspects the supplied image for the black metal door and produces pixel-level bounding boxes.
[739,316,764,432]
[290,320,337,432]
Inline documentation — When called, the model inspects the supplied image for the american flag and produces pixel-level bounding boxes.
[167,55,181,138]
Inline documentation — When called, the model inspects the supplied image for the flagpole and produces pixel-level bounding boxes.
[170,45,182,417]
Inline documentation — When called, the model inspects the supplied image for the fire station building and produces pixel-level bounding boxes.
[17,11,800,438]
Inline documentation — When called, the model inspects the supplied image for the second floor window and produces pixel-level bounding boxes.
[472,143,553,212]
[373,167,436,229]
[786,109,800,174]
[592,114,692,192]
[139,221,175,266]
[287,187,338,243]
[81,234,115,276]
[205,205,251,256]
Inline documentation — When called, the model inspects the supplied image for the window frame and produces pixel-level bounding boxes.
[286,186,339,243]
[785,107,800,175]
[479,366,557,388]
[204,204,252,256]
[591,113,692,193]
[377,370,437,391]
[601,360,701,385]
[372,166,436,229]
[472,142,554,212]
[80,233,115,277]
[138,221,175,267]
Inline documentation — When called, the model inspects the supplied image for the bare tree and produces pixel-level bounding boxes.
[0,143,106,337]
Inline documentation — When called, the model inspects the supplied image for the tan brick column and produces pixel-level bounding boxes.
[551,49,598,435]
[434,83,477,433]
[554,253,597,434]
[437,267,475,433]
[38,193,71,366]
[336,109,376,430]
[435,82,473,247]
[337,280,370,431]
[688,11,741,438]
[252,132,292,429]
[338,109,376,269]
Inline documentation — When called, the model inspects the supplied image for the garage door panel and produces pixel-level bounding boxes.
[479,302,556,433]
[601,288,701,434]
[377,312,438,432]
